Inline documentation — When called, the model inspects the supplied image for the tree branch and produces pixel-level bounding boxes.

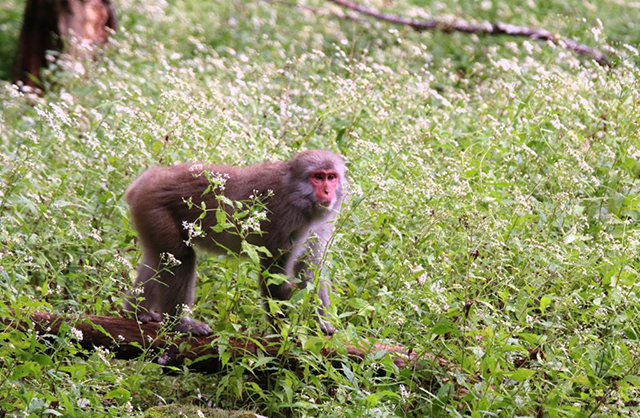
[327,0,610,66]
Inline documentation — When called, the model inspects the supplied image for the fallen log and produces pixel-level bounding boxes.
[1,312,441,373]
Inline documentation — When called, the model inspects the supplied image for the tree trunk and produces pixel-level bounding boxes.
[13,0,117,88]
[2,312,439,373]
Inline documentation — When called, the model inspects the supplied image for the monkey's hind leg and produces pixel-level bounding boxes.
[123,253,165,324]
[294,259,336,335]
[124,214,211,335]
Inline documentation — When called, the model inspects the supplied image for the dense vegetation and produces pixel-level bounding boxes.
[1,0,640,416]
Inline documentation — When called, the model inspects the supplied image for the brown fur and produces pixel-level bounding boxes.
[123,150,346,335]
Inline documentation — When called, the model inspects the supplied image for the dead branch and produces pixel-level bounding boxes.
[327,0,610,66]
[1,312,442,373]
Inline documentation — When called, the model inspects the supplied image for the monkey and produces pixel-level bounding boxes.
[123,150,346,335]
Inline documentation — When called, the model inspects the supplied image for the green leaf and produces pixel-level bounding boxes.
[302,336,325,353]
[563,231,579,244]
[624,375,640,387]
[282,379,293,404]
[220,351,231,367]
[212,223,227,233]
[365,392,380,407]
[242,241,260,264]
[234,210,249,219]
[105,387,131,402]
[250,356,274,368]
[540,296,551,314]
[335,127,346,146]
[32,354,52,366]
[218,195,234,207]
[216,207,226,224]
[266,273,289,285]
[152,140,163,153]
[342,363,356,385]
[255,245,272,257]
[509,369,536,381]
[432,319,459,336]
[11,362,41,379]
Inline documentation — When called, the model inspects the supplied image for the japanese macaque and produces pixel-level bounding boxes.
[123,150,346,335]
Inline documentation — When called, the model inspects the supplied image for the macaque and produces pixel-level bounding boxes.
[123,150,346,335]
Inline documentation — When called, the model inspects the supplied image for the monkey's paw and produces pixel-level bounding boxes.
[137,311,163,323]
[174,318,212,336]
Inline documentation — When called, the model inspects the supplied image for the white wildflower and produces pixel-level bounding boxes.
[91,229,103,242]
[417,272,428,285]
[162,252,182,266]
[182,221,204,242]
[114,254,133,269]
[430,280,444,294]
[70,327,83,341]
[77,398,90,408]
[189,163,204,172]
[400,384,410,400]
[60,92,74,104]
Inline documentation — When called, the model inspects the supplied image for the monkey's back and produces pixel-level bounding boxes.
[125,160,291,254]
[126,161,287,205]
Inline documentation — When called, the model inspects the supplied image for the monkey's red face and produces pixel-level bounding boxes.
[310,170,339,206]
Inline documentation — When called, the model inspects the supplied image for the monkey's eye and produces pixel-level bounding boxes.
[313,173,324,181]
[328,174,336,181]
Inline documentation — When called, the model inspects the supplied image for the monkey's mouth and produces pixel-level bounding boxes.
[317,199,333,208]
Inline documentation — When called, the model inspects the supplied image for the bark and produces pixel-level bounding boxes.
[2,312,439,373]
[13,0,117,88]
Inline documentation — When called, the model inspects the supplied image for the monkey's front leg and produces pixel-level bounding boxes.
[259,260,295,329]
[315,280,336,335]
[294,259,336,335]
